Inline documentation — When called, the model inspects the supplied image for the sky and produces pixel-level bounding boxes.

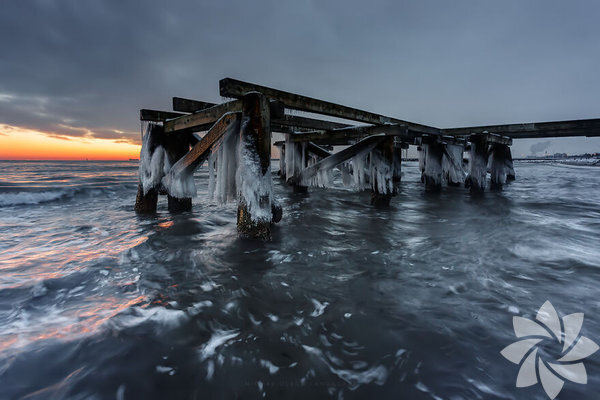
[1,0,599,159]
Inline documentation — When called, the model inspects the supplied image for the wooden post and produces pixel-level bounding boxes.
[237,92,273,239]
[135,124,163,213]
[443,143,465,186]
[285,135,308,193]
[392,146,402,182]
[423,140,444,191]
[465,138,489,192]
[164,133,193,212]
[489,143,512,189]
[278,143,286,180]
[506,148,516,181]
[371,136,395,206]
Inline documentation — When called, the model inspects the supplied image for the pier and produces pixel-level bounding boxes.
[136,78,600,238]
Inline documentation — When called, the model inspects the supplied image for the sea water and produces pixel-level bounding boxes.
[0,160,599,399]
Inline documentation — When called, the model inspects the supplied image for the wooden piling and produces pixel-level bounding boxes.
[392,146,402,182]
[285,135,308,193]
[164,133,193,212]
[465,138,489,192]
[236,92,273,239]
[489,143,512,189]
[135,124,164,213]
[443,143,465,186]
[371,136,395,206]
[423,140,444,191]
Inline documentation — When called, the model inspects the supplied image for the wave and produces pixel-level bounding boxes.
[0,190,72,206]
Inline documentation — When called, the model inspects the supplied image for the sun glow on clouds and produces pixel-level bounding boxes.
[0,124,140,160]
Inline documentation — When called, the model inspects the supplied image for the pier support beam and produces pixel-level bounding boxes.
[489,143,512,189]
[135,124,164,213]
[285,135,308,193]
[164,133,193,212]
[392,146,403,182]
[423,141,444,191]
[370,136,395,206]
[506,149,516,181]
[277,143,286,180]
[237,92,273,240]
[443,143,466,186]
[465,138,489,192]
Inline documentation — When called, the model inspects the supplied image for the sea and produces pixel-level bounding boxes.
[0,160,599,399]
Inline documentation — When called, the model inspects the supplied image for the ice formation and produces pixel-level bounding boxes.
[423,143,443,187]
[442,144,466,185]
[161,164,197,198]
[236,118,273,222]
[369,149,393,194]
[204,116,272,222]
[465,142,488,190]
[139,123,166,195]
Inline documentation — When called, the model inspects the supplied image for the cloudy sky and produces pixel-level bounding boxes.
[1,0,599,158]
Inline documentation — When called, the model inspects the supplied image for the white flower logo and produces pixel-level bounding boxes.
[501,300,599,399]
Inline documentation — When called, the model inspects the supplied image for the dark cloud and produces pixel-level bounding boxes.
[1,0,599,154]
[530,141,552,155]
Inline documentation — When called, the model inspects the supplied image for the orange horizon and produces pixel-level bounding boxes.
[0,124,141,161]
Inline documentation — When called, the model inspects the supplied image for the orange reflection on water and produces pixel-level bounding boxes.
[0,294,147,355]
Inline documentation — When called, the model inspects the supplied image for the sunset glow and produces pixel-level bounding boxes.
[0,124,140,160]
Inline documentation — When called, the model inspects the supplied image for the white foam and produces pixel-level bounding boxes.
[0,190,69,207]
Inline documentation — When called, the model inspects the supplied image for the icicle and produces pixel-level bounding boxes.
[139,123,166,195]
[369,148,394,195]
[207,151,216,200]
[443,144,466,186]
[236,117,273,222]
[465,141,488,191]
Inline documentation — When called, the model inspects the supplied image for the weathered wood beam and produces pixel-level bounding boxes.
[289,124,414,143]
[164,99,284,133]
[220,78,441,135]
[140,109,186,122]
[274,115,352,131]
[307,142,332,159]
[172,97,215,113]
[164,100,242,133]
[167,112,241,178]
[469,133,512,146]
[443,118,600,138]
[237,92,273,240]
[294,135,386,185]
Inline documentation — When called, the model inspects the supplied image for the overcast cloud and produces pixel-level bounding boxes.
[1,0,599,154]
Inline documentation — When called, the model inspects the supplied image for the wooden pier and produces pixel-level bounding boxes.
[136,78,600,238]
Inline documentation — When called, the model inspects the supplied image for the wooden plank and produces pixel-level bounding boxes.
[164,100,242,133]
[443,118,600,138]
[307,142,332,159]
[164,99,285,133]
[140,109,186,122]
[469,133,512,146]
[220,78,441,135]
[172,97,215,113]
[294,135,386,185]
[289,124,414,143]
[167,112,241,177]
[274,115,352,131]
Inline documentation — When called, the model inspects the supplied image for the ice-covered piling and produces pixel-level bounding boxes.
[465,139,489,192]
[423,141,444,190]
[489,143,512,189]
[162,133,193,212]
[285,135,307,192]
[236,92,273,240]
[135,123,165,213]
[392,146,403,182]
[443,143,466,186]
[370,136,395,206]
